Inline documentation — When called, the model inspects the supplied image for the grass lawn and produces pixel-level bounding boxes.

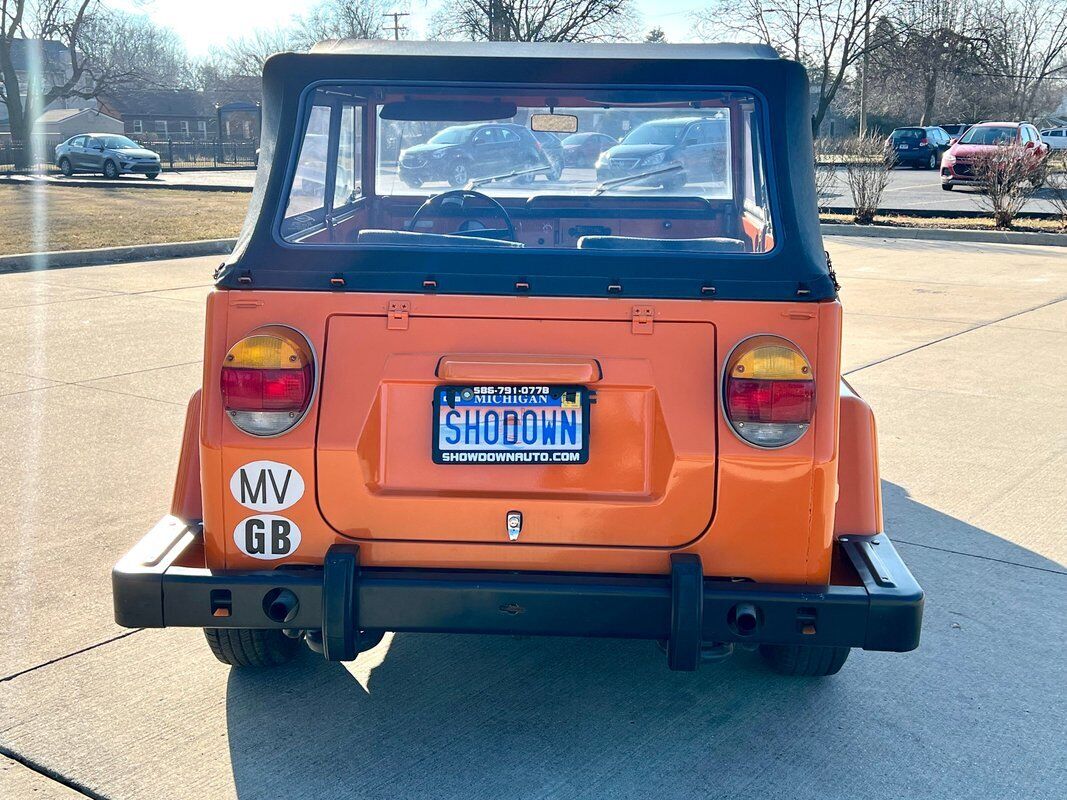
[0,184,249,255]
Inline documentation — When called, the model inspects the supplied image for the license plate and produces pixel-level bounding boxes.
[432,384,590,465]
[898,144,909,149]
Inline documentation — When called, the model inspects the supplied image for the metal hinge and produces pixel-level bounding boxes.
[631,305,654,334]
[387,300,410,330]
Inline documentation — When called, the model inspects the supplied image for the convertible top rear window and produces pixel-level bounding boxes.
[279,83,776,257]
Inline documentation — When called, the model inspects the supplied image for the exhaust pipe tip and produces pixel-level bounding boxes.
[263,588,299,624]
[729,603,761,636]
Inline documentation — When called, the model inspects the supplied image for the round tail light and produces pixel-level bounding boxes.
[221,327,314,436]
[723,336,814,448]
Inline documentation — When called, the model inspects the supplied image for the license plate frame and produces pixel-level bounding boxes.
[432,384,590,465]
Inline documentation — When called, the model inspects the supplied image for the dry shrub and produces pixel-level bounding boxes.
[812,137,838,210]
[1045,152,1067,231]
[840,134,891,225]
[970,143,1040,229]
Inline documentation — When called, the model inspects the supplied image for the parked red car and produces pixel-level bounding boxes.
[941,121,1049,190]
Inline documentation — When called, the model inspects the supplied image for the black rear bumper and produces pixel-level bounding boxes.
[113,517,923,669]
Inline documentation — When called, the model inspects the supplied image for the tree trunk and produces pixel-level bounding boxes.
[0,45,31,170]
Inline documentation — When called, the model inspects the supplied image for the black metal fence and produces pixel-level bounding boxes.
[0,136,258,172]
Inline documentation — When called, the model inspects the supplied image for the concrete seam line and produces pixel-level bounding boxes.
[0,748,110,800]
[894,540,1067,576]
[0,239,237,273]
[0,629,143,684]
[844,295,1067,376]
[821,223,1067,247]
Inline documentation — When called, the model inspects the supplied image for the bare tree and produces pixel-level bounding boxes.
[970,141,1041,228]
[431,0,639,42]
[220,28,298,79]
[973,0,1067,121]
[890,0,979,125]
[1,1,184,169]
[693,0,887,135]
[840,132,891,224]
[295,0,391,46]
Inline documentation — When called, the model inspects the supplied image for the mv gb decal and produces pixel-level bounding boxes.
[230,461,304,559]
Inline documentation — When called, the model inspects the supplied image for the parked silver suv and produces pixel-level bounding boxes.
[54,134,162,179]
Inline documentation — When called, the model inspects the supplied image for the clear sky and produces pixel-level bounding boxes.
[106,0,705,58]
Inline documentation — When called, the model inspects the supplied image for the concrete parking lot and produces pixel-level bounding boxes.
[14,163,1065,213]
[1,237,1065,799]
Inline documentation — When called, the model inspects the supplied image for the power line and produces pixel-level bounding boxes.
[382,11,409,41]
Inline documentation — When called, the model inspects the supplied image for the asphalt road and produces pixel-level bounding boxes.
[12,163,1064,213]
[1,239,1065,799]
[823,165,1063,214]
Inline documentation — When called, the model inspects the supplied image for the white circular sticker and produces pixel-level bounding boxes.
[233,515,302,560]
[230,461,304,512]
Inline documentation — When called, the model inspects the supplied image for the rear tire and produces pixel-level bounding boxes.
[927,153,937,169]
[941,183,954,191]
[204,628,300,667]
[759,644,850,676]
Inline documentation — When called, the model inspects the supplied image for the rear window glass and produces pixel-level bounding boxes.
[280,83,775,256]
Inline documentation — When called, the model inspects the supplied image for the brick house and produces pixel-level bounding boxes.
[98,90,261,143]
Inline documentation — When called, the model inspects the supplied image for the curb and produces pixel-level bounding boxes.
[0,175,252,193]
[820,223,1067,247]
[0,239,237,273]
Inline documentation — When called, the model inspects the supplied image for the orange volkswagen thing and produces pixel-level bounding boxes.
[113,41,923,676]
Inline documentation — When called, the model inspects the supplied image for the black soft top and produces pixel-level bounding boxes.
[218,41,835,302]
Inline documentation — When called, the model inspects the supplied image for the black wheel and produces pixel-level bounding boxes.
[927,153,937,169]
[447,161,470,188]
[941,183,954,191]
[103,160,119,179]
[146,171,160,180]
[58,157,73,177]
[204,628,300,667]
[759,644,850,676]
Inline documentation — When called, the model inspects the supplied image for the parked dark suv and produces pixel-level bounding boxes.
[886,126,951,169]
[595,116,728,190]
[399,122,548,188]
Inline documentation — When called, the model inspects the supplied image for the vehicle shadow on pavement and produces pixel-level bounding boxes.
[223,482,1065,800]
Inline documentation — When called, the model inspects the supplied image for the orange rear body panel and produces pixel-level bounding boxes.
[198,289,844,586]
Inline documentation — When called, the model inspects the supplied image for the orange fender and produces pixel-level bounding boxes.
[834,380,883,536]
[170,390,202,522]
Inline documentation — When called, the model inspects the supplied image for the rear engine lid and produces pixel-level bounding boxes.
[315,310,717,547]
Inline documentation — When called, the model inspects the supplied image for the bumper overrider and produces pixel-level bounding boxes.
[113,517,923,670]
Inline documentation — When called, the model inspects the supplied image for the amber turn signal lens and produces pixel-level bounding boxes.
[221,327,314,436]
[724,336,814,448]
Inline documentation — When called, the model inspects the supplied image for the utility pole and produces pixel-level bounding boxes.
[858,0,872,137]
[383,11,409,41]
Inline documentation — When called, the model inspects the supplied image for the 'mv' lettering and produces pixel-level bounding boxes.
[230,461,305,511]
[239,467,292,505]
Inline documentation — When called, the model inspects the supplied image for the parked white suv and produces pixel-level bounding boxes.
[1040,127,1067,150]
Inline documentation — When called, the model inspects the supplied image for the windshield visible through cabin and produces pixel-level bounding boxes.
[280,83,775,256]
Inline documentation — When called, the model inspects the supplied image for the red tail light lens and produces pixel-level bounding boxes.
[919,138,928,146]
[723,336,815,448]
[221,327,315,436]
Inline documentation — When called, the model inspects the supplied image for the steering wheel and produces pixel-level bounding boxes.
[409,189,516,241]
